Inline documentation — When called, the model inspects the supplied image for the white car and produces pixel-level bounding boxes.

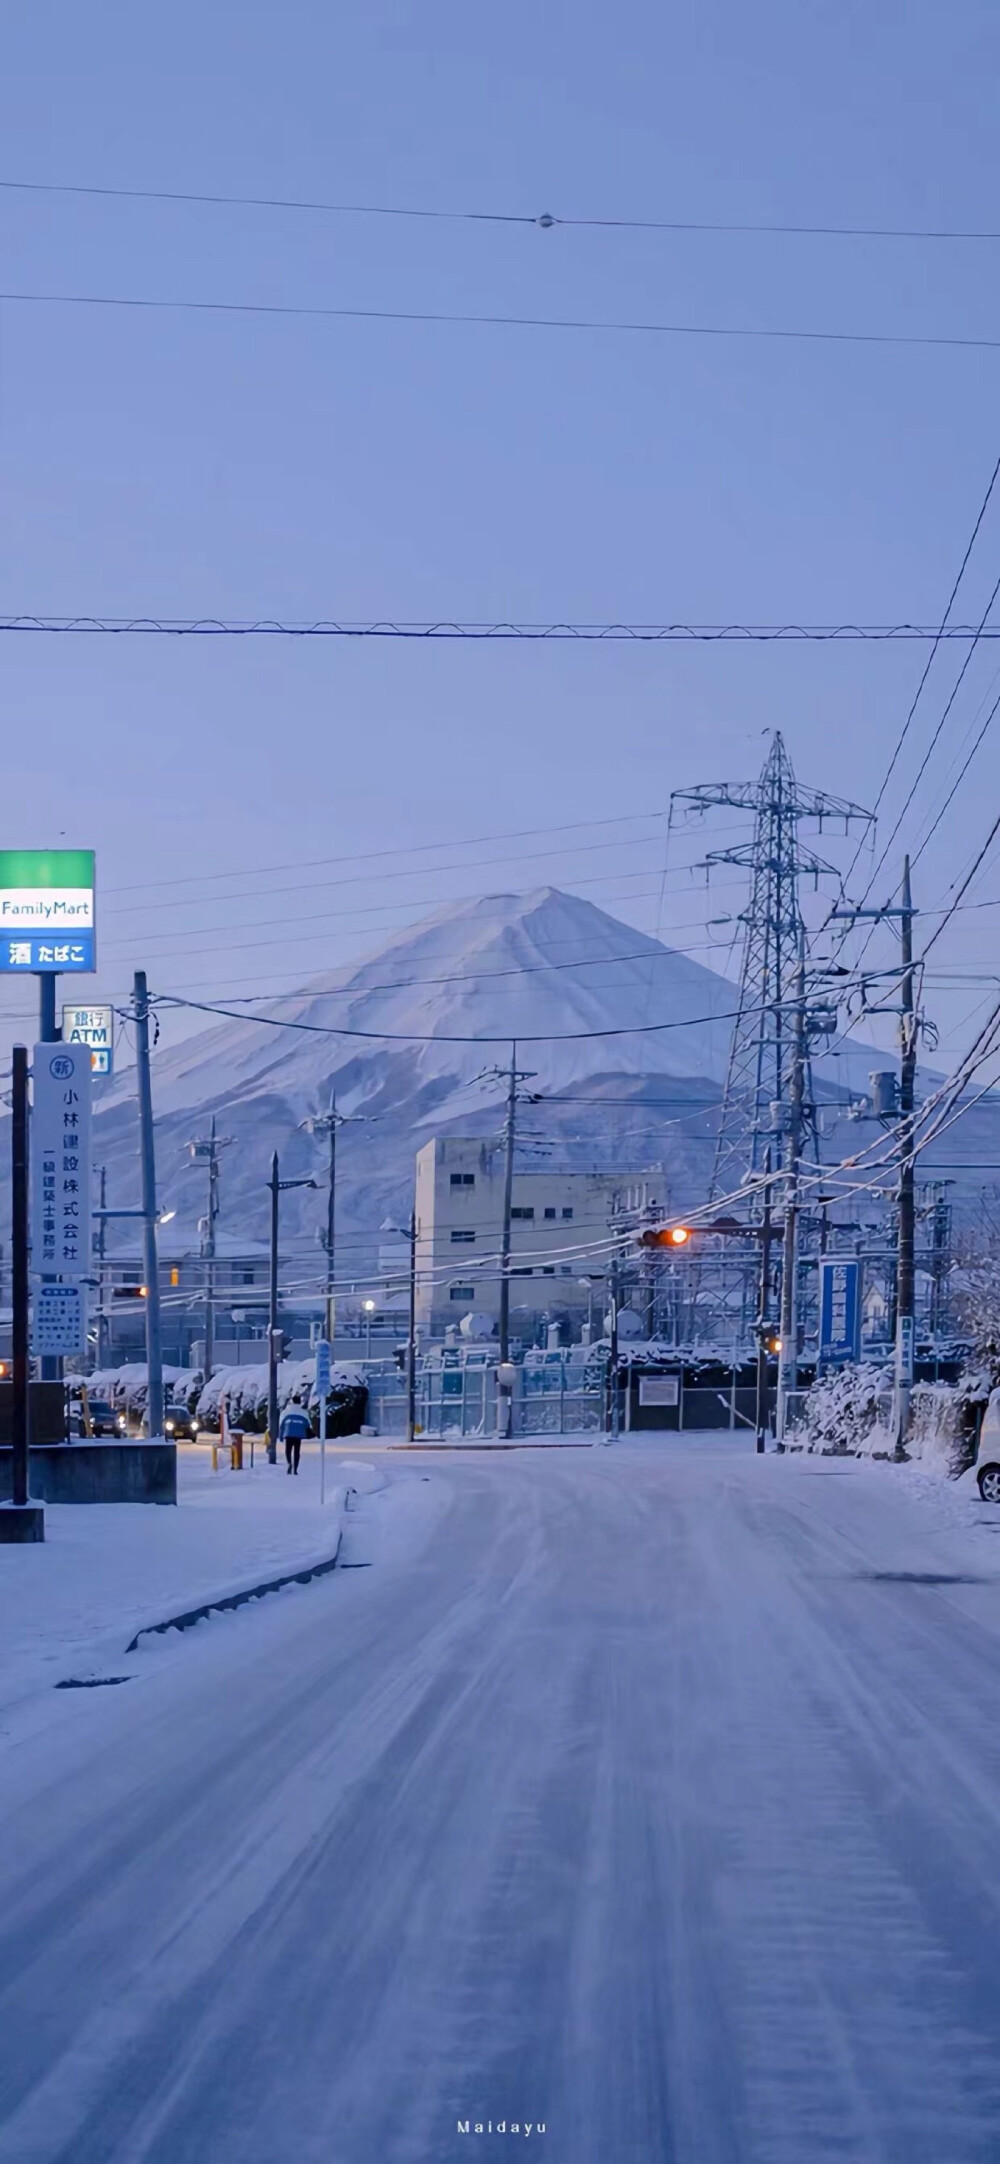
[974,1389,1000,1503]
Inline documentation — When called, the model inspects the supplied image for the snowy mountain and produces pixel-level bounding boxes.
[77,887,993,1265]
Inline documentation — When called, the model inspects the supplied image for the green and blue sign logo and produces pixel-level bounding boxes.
[0,849,95,972]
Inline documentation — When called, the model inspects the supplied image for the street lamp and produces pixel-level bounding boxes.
[363,1298,376,1361]
[266,1154,318,1464]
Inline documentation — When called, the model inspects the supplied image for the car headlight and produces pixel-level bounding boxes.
[165,1419,175,1433]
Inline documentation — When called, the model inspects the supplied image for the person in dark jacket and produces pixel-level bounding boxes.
[279,1401,311,1474]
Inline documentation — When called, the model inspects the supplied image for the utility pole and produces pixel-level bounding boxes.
[498,1045,517,1365]
[755,1148,774,1453]
[406,1207,417,1443]
[303,1098,342,1345]
[607,1251,621,1441]
[268,1153,280,1463]
[895,856,916,1460]
[776,939,807,1449]
[833,861,918,1459]
[266,1152,317,1464]
[191,1116,231,1382]
[133,971,164,1441]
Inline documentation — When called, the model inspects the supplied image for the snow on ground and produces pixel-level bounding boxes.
[0,1444,352,1716]
[3,1439,1000,2161]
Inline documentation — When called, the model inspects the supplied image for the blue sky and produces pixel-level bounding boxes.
[2,1,1000,1059]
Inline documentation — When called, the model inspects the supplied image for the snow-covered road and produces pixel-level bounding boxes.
[2,1440,1000,2164]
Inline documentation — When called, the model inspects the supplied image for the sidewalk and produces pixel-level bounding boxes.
[0,1445,350,1714]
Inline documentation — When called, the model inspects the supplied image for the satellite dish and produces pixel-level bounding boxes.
[459,1312,495,1341]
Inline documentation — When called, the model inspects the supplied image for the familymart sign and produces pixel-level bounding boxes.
[0,850,96,972]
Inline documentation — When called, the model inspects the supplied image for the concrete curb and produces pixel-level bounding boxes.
[125,1525,344,1652]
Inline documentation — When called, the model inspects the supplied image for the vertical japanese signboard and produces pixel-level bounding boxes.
[31,1044,92,1277]
[0,850,96,973]
[819,1258,862,1368]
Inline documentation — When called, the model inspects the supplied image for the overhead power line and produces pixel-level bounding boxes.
[152,989,747,1045]
[4,175,1000,245]
[1,287,998,354]
[838,445,1000,902]
[3,616,1000,643]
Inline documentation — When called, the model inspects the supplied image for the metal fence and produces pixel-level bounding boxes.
[364,1358,606,1440]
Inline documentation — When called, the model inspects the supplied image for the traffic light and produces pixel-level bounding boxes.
[638,1225,693,1249]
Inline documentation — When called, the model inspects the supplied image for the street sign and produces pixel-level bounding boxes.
[819,1258,862,1367]
[315,1338,331,1395]
[0,849,96,973]
[33,1282,86,1357]
[62,1002,114,1076]
[30,1043,93,1277]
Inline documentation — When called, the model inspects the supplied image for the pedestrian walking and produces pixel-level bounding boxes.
[279,1400,311,1475]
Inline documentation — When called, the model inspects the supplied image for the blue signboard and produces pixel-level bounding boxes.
[819,1258,861,1367]
[2,932,95,972]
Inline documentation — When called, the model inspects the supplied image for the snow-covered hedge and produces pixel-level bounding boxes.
[85,1365,189,1415]
[795,1364,892,1455]
[81,1360,367,1438]
[195,1359,365,1434]
[796,1363,979,1477]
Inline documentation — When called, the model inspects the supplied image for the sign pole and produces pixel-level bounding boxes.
[315,1337,331,1505]
[11,1049,31,1510]
[1,1047,43,1539]
[37,972,61,1385]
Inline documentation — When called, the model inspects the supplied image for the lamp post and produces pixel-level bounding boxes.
[363,1298,376,1361]
[266,1155,317,1464]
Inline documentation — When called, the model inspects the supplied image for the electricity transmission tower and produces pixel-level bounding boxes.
[673,732,872,1201]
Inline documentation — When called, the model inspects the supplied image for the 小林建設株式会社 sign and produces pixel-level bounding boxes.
[30,1043,93,1278]
[0,849,96,972]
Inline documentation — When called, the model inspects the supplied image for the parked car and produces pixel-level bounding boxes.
[974,1389,1000,1502]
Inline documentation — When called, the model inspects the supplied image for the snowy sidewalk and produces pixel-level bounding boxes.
[0,1445,354,1713]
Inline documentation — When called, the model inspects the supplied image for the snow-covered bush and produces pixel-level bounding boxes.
[796,1364,892,1455]
[798,1364,979,1477]
[195,1359,366,1436]
[85,1364,188,1415]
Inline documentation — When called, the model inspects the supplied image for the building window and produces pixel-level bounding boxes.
[542,1267,555,1276]
[562,1207,574,1220]
[450,1228,475,1244]
[449,1285,475,1301]
[450,1172,475,1188]
[240,1269,255,1285]
[510,1267,533,1277]
[560,1264,572,1275]
[511,1207,534,1221]
[544,1207,556,1220]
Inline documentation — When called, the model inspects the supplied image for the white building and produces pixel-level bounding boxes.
[414,1136,661,1339]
